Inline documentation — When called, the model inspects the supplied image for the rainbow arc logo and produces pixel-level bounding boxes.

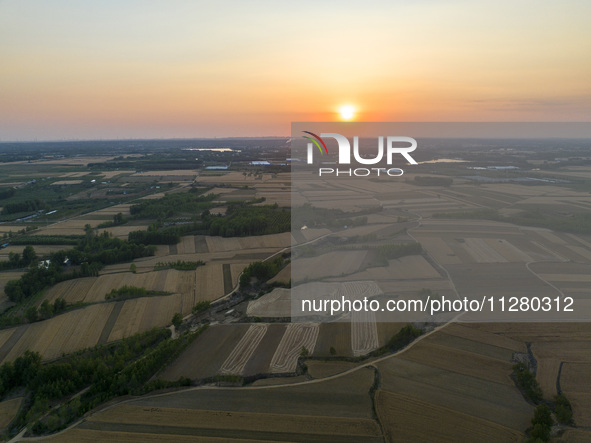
[302,131,328,155]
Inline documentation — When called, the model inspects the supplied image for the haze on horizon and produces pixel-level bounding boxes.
[1,0,590,141]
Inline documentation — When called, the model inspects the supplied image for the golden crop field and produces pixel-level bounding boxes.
[0,271,25,302]
[345,255,440,281]
[0,224,29,235]
[246,287,291,318]
[42,277,97,304]
[140,365,376,415]
[51,180,83,185]
[530,340,591,409]
[1,303,114,363]
[0,245,66,260]
[269,323,319,373]
[219,324,268,375]
[376,390,523,443]
[107,294,182,341]
[176,236,196,254]
[195,263,225,301]
[91,203,132,216]
[99,170,135,180]
[204,232,290,253]
[561,362,591,396]
[43,270,194,305]
[378,353,532,432]
[159,324,253,381]
[32,218,105,234]
[133,170,197,177]
[351,310,379,356]
[0,397,22,429]
[69,404,382,442]
[556,429,591,443]
[293,250,367,280]
[451,322,591,427]
[397,340,515,386]
[40,428,277,443]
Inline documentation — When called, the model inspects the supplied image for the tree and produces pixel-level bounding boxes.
[53,298,67,314]
[4,280,24,303]
[554,394,574,425]
[26,306,38,323]
[532,404,553,428]
[39,300,53,319]
[129,263,137,273]
[8,252,20,265]
[329,346,337,355]
[22,245,37,266]
[172,312,183,330]
[84,224,93,240]
[529,404,553,442]
[530,423,551,442]
[300,346,309,357]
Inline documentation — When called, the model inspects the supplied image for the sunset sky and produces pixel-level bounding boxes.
[1,0,590,141]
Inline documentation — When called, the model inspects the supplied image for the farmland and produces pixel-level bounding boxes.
[0,303,115,363]
[0,397,22,429]
[1,137,591,440]
[46,368,381,442]
[219,324,268,375]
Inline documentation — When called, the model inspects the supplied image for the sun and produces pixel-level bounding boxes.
[338,104,356,121]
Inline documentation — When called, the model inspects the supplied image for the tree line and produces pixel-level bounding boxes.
[1,326,206,436]
[206,204,290,237]
[0,245,37,270]
[1,199,47,215]
[239,256,285,290]
[4,230,155,306]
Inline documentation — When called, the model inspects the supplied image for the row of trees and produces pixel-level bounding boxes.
[128,203,291,244]
[4,264,65,304]
[154,260,205,271]
[206,204,290,237]
[4,230,156,305]
[1,199,47,215]
[105,285,148,300]
[128,227,180,245]
[96,212,128,229]
[24,298,68,323]
[24,326,205,435]
[0,187,16,200]
[512,362,574,442]
[129,189,215,219]
[3,328,171,433]
[8,235,82,246]
[0,245,37,270]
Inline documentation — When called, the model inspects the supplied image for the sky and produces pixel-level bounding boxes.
[1,0,590,141]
